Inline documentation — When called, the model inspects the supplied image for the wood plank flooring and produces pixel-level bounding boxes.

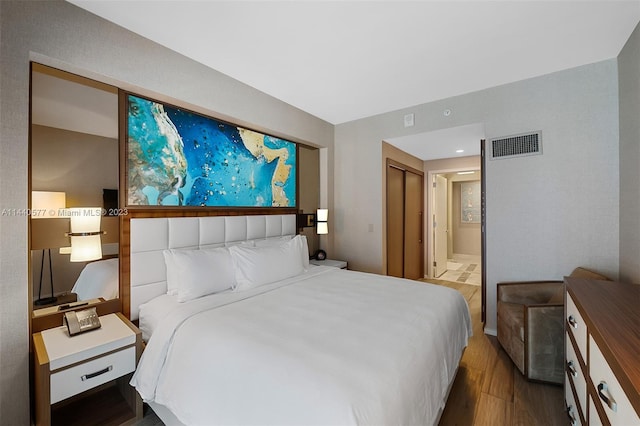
[426,279,567,426]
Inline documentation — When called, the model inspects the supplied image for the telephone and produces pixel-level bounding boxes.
[64,307,101,336]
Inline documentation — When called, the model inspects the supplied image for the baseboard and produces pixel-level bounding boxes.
[484,327,497,336]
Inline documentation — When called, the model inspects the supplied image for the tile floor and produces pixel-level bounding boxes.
[438,253,482,286]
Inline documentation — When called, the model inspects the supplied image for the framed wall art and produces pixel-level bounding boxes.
[125,93,297,208]
[461,181,480,223]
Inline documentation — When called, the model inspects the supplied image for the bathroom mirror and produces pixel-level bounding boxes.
[30,63,120,323]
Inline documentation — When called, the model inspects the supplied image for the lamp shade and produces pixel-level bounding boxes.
[316,222,328,235]
[69,207,102,233]
[31,191,66,219]
[70,235,102,262]
[316,209,328,222]
[316,209,328,235]
[67,207,103,262]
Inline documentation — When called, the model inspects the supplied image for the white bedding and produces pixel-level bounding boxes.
[71,258,119,300]
[131,266,472,425]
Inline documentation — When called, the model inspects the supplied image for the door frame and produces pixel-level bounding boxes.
[481,139,487,324]
[425,167,481,279]
[433,174,449,278]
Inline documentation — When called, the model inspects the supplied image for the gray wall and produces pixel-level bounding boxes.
[0,1,333,423]
[335,59,620,335]
[618,22,640,283]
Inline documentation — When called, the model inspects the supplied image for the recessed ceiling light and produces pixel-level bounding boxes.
[457,171,475,175]
[456,149,464,153]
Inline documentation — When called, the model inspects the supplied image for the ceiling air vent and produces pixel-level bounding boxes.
[490,131,542,160]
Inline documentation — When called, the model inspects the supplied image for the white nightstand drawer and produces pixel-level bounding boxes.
[566,293,587,361]
[566,334,587,420]
[51,346,135,404]
[589,335,640,425]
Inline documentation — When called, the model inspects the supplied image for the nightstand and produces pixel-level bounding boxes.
[33,312,142,426]
[310,259,348,269]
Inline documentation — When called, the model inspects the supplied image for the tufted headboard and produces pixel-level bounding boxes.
[129,214,297,320]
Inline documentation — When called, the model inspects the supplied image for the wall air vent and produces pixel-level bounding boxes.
[490,131,542,160]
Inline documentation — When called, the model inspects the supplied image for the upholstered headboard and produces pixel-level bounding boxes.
[129,214,297,320]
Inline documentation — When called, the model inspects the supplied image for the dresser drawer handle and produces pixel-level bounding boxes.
[81,365,113,381]
[567,315,578,329]
[566,360,577,378]
[566,404,577,426]
[597,381,618,412]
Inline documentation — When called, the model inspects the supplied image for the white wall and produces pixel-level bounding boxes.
[618,22,640,283]
[0,2,333,423]
[335,60,620,335]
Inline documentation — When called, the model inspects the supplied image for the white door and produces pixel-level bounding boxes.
[433,174,448,277]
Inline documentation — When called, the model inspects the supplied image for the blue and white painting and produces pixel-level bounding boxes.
[127,94,296,207]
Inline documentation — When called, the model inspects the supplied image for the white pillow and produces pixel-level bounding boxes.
[229,237,305,291]
[253,235,292,247]
[164,249,184,296]
[253,235,309,270]
[163,247,236,302]
[295,235,310,270]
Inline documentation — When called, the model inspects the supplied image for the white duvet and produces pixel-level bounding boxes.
[131,266,472,426]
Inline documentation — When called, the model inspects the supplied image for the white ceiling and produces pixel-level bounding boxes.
[58,1,640,160]
[68,0,640,126]
[387,123,485,161]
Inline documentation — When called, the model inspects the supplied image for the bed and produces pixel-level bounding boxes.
[128,214,472,425]
[71,257,119,301]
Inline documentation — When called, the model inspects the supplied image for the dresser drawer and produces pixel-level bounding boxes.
[50,346,136,404]
[566,377,582,426]
[589,335,640,425]
[589,396,604,426]
[566,334,587,421]
[566,293,587,360]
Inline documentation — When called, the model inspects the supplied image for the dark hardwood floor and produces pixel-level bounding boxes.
[426,279,567,426]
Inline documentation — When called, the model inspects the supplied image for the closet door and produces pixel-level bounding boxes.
[404,170,423,279]
[387,165,405,278]
[386,160,424,279]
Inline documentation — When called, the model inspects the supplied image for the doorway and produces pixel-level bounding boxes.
[386,159,424,279]
[428,169,482,286]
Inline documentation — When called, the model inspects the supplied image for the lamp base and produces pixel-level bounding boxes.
[34,296,58,306]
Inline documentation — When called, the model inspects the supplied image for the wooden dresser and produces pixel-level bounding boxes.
[564,277,640,425]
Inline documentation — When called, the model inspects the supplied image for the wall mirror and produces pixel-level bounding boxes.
[30,63,120,327]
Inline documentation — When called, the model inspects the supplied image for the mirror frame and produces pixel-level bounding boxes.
[29,62,122,333]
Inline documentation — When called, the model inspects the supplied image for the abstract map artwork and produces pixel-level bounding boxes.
[126,94,296,208]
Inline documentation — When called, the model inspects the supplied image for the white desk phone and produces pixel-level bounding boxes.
[63,307,101,336]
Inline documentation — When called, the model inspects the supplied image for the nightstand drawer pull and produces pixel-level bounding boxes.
[566,360,577,378]
[598,381,617,412]
[567,315,578,329]
[81,365,113,381]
